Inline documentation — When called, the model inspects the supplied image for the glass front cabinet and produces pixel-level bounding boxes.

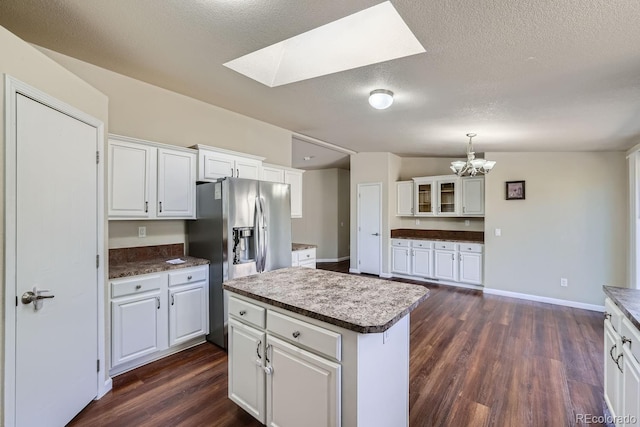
[413,176,459,217]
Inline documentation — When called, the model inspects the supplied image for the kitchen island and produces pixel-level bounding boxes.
[223,267,430,427]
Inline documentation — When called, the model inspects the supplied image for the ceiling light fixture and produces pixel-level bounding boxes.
[450,133,496,176]
[369,89,394,109]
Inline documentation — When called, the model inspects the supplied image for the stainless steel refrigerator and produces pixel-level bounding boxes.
[188,178,292,348]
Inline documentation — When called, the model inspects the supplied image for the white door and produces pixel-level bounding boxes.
[157,148,196,218]
[14,93,99,426]
[358,183,381,275]
[622,345,640,426]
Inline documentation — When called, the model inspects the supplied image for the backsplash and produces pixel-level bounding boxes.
[109,243,185,264]
[391,229,484,242]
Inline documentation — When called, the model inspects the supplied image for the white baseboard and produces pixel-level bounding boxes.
[317,256,351,263]
[97,377,113,399]
[390,273,483,290]
[379,272,393,279]
[349,268,361,274]
[483,288,605,312]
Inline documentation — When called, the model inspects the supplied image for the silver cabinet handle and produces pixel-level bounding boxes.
[463,206,466,213]
[256,340,262,360]
[451,254,454,261]
[610,344,617,361]
[231,167,234,176]
[159,201,162,213]
[459,253,462,261]
[171,294,175,306]
[623,336,632,346]
[187,275,192,280]
[239,310,247,316]
[236,168,239,177]
[135,284,142,290]
[145,201,148,213]
[156,297,160,309]
[604,312,612,320]
[292,331,301,338]
[616,353,624,373]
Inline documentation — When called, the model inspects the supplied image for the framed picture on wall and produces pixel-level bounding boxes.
[506,181,525,200]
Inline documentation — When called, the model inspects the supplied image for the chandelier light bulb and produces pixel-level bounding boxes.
[450,133,496,176]
[368,89,394,109]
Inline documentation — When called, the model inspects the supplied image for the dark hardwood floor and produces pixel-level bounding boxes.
[70,261,605,426]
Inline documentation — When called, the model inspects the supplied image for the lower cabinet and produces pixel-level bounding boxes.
[292,248,317,268]
[391,239,483,286]
[110,265,209,374]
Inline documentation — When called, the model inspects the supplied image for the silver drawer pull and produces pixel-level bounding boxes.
[239,310,247,316]
[623,336,632,345]
[187,275,192,280]
[292,331,301,338]
[604,312,612,320]
[135,284,142,290]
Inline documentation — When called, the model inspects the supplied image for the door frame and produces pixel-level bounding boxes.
[3,75,108,427]
[356,182,382,276]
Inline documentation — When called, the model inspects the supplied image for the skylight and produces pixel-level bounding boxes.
[223,1,426,87]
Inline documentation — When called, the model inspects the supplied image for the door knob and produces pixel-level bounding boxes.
[372,233,380,236]
[21,287,55,311]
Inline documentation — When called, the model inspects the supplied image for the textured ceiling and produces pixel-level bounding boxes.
[2,0,640,158]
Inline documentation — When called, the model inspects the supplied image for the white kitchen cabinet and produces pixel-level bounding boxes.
[460,177,485,216]
[391,240,411,275]
[108,135,196,220]
[434,246,458,282]
[110,265,209,375]
[111,274,166,366]
[605,298,624,422]
[261,164,285,183]
[396,181,414,216]
[436,178,458,216]
[194,144,264,181]
[284,169,304,218]
[458,244,483,285]
[228,318,266,423]
[292,248,316,268]
[413,177,435,216]
[266,334,341,427]
[622,341,640,426]
[413,176,459,217]
[411,246,433,278]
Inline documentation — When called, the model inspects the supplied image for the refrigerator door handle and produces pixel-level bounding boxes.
[259,196,267,272]
[254,196,263,272]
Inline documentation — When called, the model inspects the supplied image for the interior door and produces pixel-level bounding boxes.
[14,93,98,426]
[358,183,381,275]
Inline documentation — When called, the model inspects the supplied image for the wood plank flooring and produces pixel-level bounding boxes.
[70,261,606,426]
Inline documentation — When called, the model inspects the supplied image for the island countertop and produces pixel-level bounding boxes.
[223,267,430,333]
[604,285,640,330]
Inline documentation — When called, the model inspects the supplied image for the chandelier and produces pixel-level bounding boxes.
[450,133,496,176]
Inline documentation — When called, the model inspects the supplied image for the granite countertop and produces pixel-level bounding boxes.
[109,256,209,279]
[392,236,483,244]
[292,243,317,251]
[223,267,430,333]
[604,285,640,330]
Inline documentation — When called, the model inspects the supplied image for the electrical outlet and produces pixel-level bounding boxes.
[138,226,146,238]
[495,228,501,237]
[560,278,568,287]
[415,219,420,225]
[465,220,470,226]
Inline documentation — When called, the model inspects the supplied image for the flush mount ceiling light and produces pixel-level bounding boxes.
[368,89,394,109]
[223,1,425,87]
[450,133,496,176]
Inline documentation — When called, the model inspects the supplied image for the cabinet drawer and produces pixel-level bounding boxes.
[411,240,432,249]
[391,239,410,247]
[229,296,265,329]
[605,298,624,332]
[296,249,315,261]
[267,310,341,361]
[434,241,457,251]
[621,318,640,364]
[459,243,483,253]
[168,266,208,287]
[111,274,163,298]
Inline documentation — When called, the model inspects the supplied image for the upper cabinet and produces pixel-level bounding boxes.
[262,163,305,218]
[193,144,264,181]
[400,175,484,218]
[396,181,414,216]
[108,135,196,220]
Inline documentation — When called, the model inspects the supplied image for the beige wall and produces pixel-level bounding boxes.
[292,169,350,260]
[37,47,294,250]
[484,152,627,306]
[0,25,110,420]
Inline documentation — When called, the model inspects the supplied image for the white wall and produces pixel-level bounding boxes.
[483,152,627,306]
[0,25,110,420]
[38,47,294,250]
[292,169,350,260]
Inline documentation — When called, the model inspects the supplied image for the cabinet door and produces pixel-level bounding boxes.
[622,345,640,426]
[285,170,303,218]
[437,179,458,216]
[112,291,163,366]
[262,166,285,183]
[434,250,458,281]
[229,318,266,423]
[201,151,235,180]
[108,140,155,218]
[157,148,196,218]
[236,158,262,180]
[461,177,484,216]
[605,322,621,419]
[414,179,435,216]
[396,181,414,216]
[168,282,207,346]
[412,248,432,278]
[266,335,340,427]
[392,246,411,275]
[459,252,483,284]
